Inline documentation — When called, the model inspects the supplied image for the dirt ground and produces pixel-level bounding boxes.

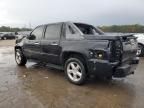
[0,40,144,108]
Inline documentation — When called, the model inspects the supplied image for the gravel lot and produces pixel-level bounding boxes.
[0,40,144,108]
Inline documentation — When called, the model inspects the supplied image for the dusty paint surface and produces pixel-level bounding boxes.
[0,40,144,108]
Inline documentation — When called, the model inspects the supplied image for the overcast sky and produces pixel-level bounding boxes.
[0,0,144,28]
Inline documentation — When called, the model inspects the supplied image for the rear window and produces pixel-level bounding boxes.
[74,23,104,35]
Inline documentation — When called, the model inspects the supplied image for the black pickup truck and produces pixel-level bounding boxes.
[15,22,139,85]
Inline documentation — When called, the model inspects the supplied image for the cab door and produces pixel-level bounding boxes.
[41,23,63,65]
[23,26,44,60]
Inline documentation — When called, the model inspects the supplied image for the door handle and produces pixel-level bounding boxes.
[34,42,40,45]
[50,42,58,45]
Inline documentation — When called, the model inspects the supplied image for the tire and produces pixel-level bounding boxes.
[15,49,27,66]
[137,44,144,57]
[64,57,87,85]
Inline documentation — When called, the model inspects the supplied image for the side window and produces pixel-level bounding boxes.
[30,26,44,40]
[65,24,82,39]
[45,24,61,40]
[66,25,75,35]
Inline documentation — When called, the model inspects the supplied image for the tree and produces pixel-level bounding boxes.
[99,24,144,33]
[0,26,32,32]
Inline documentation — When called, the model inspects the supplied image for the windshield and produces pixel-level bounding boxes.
[74,23,104,35]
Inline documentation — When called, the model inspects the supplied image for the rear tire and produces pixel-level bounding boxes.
[64,57,87,85]
[15,49,27,66]
[137,44,144,57]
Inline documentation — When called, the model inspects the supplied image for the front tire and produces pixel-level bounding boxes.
[15,49,27,66]
[137,44,144,57]
[64,57,87,85]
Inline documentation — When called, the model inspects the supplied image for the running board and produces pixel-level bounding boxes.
[46,63,64,70]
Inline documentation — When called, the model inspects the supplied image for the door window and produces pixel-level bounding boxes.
[30,26,44,40]
[45,24,62,40]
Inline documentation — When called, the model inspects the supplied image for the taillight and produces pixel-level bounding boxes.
[115,40,122,61]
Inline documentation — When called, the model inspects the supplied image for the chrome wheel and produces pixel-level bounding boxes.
[67,62,82,82]
[16,51,21,64]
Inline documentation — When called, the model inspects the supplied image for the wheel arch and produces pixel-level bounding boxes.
[138,42,144,46]
[61,51,88,71]
[62,51,87,62]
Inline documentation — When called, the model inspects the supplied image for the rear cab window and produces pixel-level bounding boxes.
[65,23,83,40]
[74,23,104,35]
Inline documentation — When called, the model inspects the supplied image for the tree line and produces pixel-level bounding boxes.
[99,24,144,33]
[0,26,32,32]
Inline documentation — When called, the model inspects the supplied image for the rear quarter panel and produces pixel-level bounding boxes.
[60,39,109,61]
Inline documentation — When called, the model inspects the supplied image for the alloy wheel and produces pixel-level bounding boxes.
[67,62,82,82]
[15,51,22,64]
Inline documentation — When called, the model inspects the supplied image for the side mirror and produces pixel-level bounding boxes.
[27,34,36,40]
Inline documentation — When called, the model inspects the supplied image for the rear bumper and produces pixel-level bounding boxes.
[87,57,139,77]
[113,57,139,77]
